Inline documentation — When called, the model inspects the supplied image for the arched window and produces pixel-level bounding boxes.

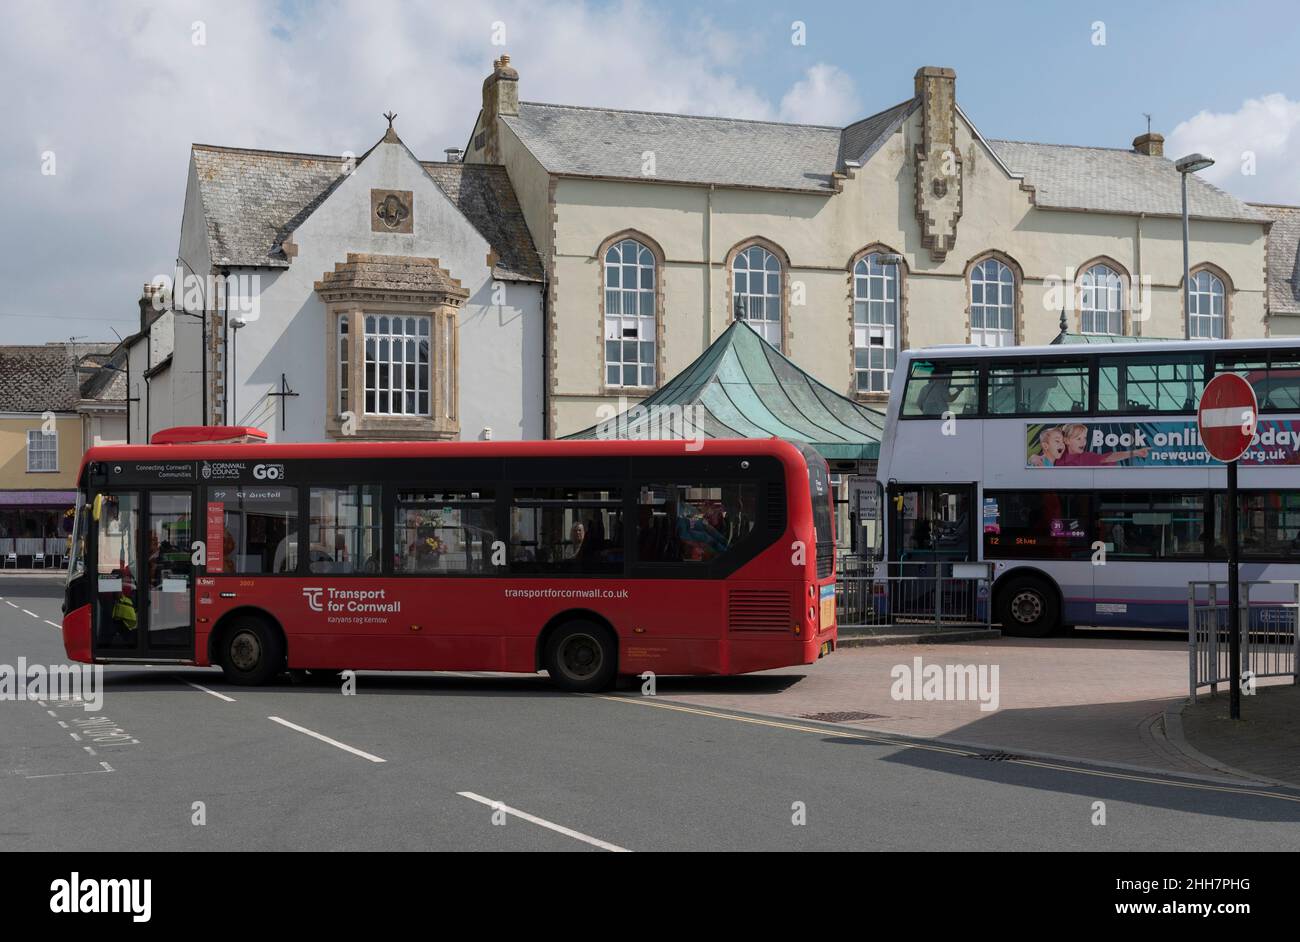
[604,238,656,388]
[1080,264,1124,335]
[852,253,900,393]
[1188,268,1226,339]
[969,257,1016,347]
[731,244,783,348]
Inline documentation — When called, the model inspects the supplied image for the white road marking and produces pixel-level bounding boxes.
[4,601,18,608]
[56,721,67,728]
[44,620,61,629]
[267,716,385,763]
[46,710,57,718]
[83,746,97,756]
[23,609,38,618]
[182,679,235,703]
[457,791,631,852]
[68,733,81,741]
[25,763,114,779]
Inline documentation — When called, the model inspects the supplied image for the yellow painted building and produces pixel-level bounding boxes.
[0,344,126,564]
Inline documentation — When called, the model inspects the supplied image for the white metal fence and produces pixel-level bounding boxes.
[1188,580,1300,700]
[837,559,993,632]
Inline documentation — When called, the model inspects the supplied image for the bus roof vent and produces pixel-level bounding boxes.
[150,426,268,445]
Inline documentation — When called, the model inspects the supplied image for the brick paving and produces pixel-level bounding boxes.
[649,637,1221,775]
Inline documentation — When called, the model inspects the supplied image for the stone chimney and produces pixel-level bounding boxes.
[479,55,519,162]
[913,66,962,262]
[139,282,164,332]
[1132,131,1164,157]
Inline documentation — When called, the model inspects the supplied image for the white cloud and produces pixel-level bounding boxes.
[1166,93,1300,204]
[778,63,861,126]
[0,1,860,342]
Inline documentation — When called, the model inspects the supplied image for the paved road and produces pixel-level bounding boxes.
[2,576,1298,851]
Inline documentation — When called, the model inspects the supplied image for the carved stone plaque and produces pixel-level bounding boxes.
[371,189,413,233]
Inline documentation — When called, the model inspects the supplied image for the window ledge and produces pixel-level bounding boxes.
[325,415,457,441]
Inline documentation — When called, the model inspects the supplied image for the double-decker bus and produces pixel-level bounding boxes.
[876,339,1300,636]
[62,435,837,691]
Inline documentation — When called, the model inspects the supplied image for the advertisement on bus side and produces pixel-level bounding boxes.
[1025,420,1300,468]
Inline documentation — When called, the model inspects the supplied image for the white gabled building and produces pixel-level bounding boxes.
[128,122,545,444]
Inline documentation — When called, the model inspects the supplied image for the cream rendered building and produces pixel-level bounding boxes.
[464,58,1274,438]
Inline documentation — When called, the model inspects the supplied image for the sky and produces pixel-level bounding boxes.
[1,0,1297,345]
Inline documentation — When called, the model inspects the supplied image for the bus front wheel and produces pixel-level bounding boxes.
[996,577,1060,638]
[544,621,617,693]
[217,617,285,686]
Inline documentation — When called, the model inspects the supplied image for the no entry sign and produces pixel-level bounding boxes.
[1198,373,1259,463]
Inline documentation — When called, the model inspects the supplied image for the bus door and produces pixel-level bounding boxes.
[90,490,196,660]
[887,483,977,619]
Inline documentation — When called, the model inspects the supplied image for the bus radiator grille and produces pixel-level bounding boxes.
[728,589,792,632]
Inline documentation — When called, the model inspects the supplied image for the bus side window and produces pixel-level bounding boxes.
[309,486,381,575]
[395,489,496,574]
[902,362,980,417]
[636,483,755,564]
[509,487,623,575]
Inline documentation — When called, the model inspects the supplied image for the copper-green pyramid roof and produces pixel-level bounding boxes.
[565,319,883,460]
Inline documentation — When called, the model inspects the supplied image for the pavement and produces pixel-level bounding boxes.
[1178,684,1300,788]
[644,635,1223,775]
[2,574,1298,851]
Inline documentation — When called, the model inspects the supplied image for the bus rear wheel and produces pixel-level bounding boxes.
[217,617,285,686]
[996,577,1060,638]
[544,621,617,693]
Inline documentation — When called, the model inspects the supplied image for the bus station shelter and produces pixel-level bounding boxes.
[565,319,884,553]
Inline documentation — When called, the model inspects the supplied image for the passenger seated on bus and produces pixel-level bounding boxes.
[916,377,958,416]
[677,504,729,562]
[567,522,586,561]
[578,517,603,561]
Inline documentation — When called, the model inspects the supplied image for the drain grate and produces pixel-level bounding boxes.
[971,752,1026,762]
[800,711,888,723]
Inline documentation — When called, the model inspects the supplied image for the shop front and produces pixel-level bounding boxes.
[0,490,77,566]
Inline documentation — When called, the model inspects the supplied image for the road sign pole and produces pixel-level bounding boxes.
[1227,458,1241,720]
[1197,371,1256,723]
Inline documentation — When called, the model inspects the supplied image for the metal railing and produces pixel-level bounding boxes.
[1188,580,1300,700]
[837,559,993,632]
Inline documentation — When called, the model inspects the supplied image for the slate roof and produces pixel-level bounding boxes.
[502,102,846,192]
[565,319,884,461]
[501,97,1266,224]
[840,99,916,166]
[1250,203,1300,315]
[0,343,117,412]
[189,144,542,282]
[420,162,544,281]
[988,140,1269,222]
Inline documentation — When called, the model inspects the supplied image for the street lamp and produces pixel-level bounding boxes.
[1175,153,1215,337]
[229,317,247,425]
